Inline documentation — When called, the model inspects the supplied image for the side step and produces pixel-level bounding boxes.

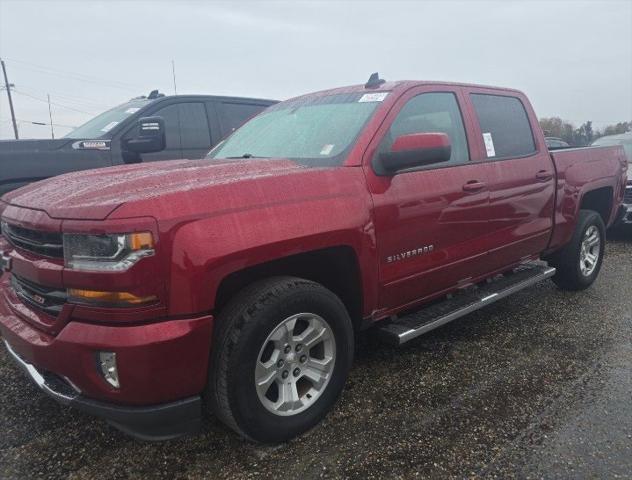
[377,263,556,346]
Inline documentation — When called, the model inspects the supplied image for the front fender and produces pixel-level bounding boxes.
[166,195,377,317]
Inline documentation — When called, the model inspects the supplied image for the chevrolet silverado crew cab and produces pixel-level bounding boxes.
[0,75,628,443]
[0,90,276,196]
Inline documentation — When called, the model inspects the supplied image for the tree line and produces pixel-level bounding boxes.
[539,118,631,146]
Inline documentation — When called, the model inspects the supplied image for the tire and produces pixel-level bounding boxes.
[207,276,354,443]
[547,209,605,291]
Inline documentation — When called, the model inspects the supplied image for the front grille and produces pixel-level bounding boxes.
[11,274,67,317]
[624,185,632,204]
[1,221,63,258]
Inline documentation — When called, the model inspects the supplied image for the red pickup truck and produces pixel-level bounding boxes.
[0,76,628,443]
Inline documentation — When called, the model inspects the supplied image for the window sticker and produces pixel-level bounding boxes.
[358,92,389,103]
[483,132,496,157]
[100,121,119,132]
[125,107,141,114]
[320,144,335,155]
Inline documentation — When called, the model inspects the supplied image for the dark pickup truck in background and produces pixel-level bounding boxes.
[0,91,277,196]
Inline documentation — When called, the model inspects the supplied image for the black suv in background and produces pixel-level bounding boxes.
[0,91,277,196]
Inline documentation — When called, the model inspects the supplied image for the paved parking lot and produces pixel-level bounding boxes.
[1,233,631,480]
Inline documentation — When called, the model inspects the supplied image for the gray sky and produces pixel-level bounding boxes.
[0,0,631,139]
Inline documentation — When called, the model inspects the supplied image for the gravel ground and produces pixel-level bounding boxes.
[1,233,631,479]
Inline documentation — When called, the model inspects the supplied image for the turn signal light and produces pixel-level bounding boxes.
[68,288,157,307]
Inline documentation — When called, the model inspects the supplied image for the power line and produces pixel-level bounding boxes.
[12,89,97,115]
[3,58,143,92]
[16,86,112,110]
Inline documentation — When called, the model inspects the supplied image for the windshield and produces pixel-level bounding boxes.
[208,92,386,166]
[64,99,152,139]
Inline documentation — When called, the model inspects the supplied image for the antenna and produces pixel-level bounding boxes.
[365,72,386,89]
[47,94,54,139]
[171,60,177,95]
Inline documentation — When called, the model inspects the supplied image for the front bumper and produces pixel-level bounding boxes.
[0,273,214,440]
[3,339,202,440]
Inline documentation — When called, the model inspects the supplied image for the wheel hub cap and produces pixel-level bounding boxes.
[579,225,600,277]
[255,313,336,416]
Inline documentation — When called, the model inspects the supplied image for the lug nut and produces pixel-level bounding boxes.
[277,359,284,368]
[282,370,289,379]
[293,368,301,377]
[295,344,303,352]
[284,345,291,354]
[300,355,307,363]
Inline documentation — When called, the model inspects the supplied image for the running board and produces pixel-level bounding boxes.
[377,263,556,346]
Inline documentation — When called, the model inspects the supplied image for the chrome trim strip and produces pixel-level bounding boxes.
[2,339,79,404]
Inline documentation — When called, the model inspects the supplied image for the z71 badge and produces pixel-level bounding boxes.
[386,245,434,264]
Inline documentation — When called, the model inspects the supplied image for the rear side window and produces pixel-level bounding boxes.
[218,102,268,137]
[471,94,536,158]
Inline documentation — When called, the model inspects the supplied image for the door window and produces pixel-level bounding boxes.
[379,92,470,167]
[178,102,211,149]
[148,104,181,151]
[470,94,536,158]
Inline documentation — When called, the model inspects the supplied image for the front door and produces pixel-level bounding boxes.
[364,87,491,313]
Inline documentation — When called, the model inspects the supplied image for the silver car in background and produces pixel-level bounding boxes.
[592,132,632,225]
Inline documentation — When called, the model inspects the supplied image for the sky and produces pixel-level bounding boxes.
[0,0,631,139]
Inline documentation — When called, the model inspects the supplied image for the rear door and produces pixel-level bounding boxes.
[364,86,491,311]
[464,89,556,269]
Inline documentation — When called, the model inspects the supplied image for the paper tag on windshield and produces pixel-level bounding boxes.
[483,133,496,157]
[359,92,389,103]
[101,121,119,132]
[125,107,141,114]
[320,144,334,155]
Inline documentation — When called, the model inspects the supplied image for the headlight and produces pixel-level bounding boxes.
[63,232,154,272]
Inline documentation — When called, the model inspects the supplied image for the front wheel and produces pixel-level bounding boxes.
[548,209,606,291]
[207,277,354,443]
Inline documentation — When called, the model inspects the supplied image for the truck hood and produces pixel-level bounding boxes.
[0,138,74,153]
[2,158,312,220]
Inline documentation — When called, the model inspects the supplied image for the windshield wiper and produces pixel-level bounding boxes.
[225,153,268,159]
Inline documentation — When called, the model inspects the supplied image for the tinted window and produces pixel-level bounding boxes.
[149,104,181,151]
[178,103,211,148]
[471,94,536,158]
[379,92,469,167]
[219,102,268,137]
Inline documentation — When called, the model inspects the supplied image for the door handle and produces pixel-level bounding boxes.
[462,180,486,192]
[536,170,553,181]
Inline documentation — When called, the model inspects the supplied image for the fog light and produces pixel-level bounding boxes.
[98,352,120,388]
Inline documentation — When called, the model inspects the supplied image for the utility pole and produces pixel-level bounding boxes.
[171,60,177,95]
[47,94,54,139]
[1,59,19,139]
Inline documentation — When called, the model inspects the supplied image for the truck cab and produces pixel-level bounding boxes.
[0,91,277,196]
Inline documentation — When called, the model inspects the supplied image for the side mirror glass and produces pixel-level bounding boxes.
[122,116,166,155]
[377,132,452,175]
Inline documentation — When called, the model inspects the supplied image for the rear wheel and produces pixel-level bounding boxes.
[548,209,605,290]
[207,276,354,443]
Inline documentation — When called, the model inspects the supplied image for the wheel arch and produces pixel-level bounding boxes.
[214,246,365,329]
